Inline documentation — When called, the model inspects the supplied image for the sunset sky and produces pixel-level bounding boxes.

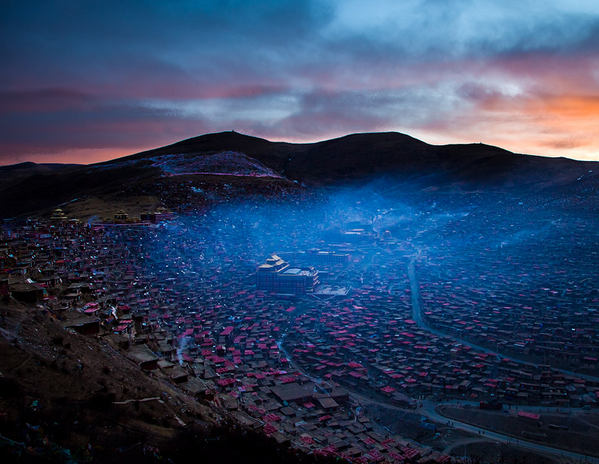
[2,0,599,165]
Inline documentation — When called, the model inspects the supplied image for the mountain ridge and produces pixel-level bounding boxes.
[123,131,593,187]
[0,131,597,219]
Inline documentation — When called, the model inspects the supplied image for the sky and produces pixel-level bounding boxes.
[2,0,599,165]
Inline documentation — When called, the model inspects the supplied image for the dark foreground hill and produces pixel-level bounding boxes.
[0,298,366,464]
[0,131,597,218]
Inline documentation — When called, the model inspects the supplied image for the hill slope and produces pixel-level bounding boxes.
[127,131,593,189]
[0,131,597,219]
[0,298,347,464]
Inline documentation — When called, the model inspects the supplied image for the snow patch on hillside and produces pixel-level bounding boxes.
[150,151,282,178]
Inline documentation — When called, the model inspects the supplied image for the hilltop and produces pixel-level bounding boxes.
[0,131,597,219]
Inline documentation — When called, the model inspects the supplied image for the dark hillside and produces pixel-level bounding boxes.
[125,131,299,173]
[1,131,597,218]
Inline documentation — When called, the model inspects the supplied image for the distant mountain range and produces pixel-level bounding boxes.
[1,131,597,219]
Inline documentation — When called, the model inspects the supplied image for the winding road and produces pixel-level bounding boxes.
[419,400,599,463]
[276,256,599,462]
[407,256,599,462]
[408,257,599,383]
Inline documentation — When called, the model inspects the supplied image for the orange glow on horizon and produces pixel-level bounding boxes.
[0,148,142,167]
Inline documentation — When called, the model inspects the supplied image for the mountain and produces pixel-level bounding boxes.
[0,162,80,173]
[0,162,80,191]
[127,131,593,189]
[0,131,597,219]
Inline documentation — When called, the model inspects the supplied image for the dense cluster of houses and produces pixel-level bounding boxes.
[411,209,599,377]
[286,299,599,408]
[2,197,598,462]
[0,214,450,463]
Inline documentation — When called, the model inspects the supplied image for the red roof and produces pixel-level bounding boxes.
[518,411,540,420]
[220,326,234,336]
[263,423,277,436]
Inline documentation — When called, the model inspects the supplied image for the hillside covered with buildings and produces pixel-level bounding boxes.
[2,132,599,463]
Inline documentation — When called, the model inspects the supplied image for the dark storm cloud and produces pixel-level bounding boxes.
[1,0,330,93]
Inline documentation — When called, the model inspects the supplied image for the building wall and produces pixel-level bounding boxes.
[256,257,319,294]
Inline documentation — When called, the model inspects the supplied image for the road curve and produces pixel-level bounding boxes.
[407,257,599,383]
[407,257,599,462]
[420,400,599,464]
[348,389,599,463]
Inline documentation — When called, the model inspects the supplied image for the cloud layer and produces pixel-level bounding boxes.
[2,0,599,164]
